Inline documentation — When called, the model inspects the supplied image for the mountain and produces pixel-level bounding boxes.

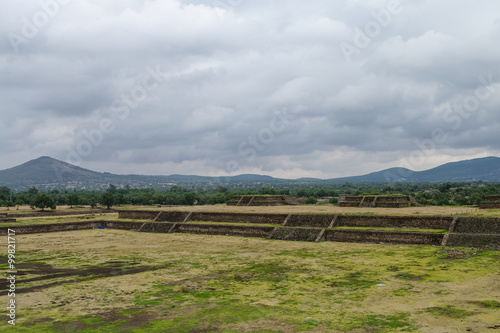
[329,167,414,183]
[0,156,283,191]
[0,156,104,189]
[0,156,499,191]
[408,157,500,182]
[327,157,500,183]
[228,174,279,181]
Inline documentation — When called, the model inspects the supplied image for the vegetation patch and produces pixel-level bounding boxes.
[435,247,483,260]
[424,305,474,318]
[335,312,416,332]
[394,272,428,281]
[327,271,379,291]
[469,300,500,308]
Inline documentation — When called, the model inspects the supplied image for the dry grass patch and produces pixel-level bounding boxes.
[112,204,499,217]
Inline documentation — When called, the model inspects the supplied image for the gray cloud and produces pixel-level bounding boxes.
[1,0,500,178]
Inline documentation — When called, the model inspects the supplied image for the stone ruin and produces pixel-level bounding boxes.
[226,195,299,206]
[0,213,16,223]
[1,210,499,249]
[339,196,420,208]
[479,195,500,209]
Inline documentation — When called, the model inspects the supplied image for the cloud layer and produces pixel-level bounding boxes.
[2,0,500,178]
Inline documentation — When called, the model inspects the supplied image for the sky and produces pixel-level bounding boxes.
[1,0,500,179]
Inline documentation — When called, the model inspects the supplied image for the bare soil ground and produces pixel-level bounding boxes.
[1,228,499,332]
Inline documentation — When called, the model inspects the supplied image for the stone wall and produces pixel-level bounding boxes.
[117,210,454,230]
[250,196,289,206]
[154,211,190,222]
[189,212,288,224]
[324,229,444,245]
[6,209,116,218]
[118,210,160,220]
[339,196,419,208]
[0,221,106,236]
[443,217,500,249]
[479,195,500,209]
[337,215,452,229]
[172,224,274,238]
[138,222,176,233]
[4,211,499,249]
[269,228,323,242]
[0,220,157,235]
[452,217,500,234]
[339,197,363,207]
[226,195,298,206]
[105,221,145,231]
[285,215,334,228]
[445,234,500,250]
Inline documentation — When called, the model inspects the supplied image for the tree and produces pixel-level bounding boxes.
[296,189,308,197]
[170,185,183,192]
[438,183,452,193]
[28,186,39,196]
[115,194,125,206]
[67,193,79,208]
[108,184,117,194]
[31,193,56,211]
[0,186,11,201]
[329,197,339,205]
[181,192,196,205]
[5,200,14,210]
[14,199,24,210]
[100,192,114,209]
[305,196,318,205]
[260,187,277,195]
[215,186,228,193]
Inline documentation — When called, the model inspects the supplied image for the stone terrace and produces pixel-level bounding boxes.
[339,196,420,208]
[226,195,298,206]
[2,211,499,250]
[479,195,500,209]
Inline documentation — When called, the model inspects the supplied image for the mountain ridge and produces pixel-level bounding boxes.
[0,156,499,190]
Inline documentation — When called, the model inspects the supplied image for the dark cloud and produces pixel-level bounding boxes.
[1,0,500,178]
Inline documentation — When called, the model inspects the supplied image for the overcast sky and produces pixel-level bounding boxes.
[1,0,500,179]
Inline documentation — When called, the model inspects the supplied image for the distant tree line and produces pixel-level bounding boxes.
[0,182,499,210]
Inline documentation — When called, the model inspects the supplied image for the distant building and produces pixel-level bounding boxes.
[479,195,500,209]
[227,195,299,206]
[339,195,420,208]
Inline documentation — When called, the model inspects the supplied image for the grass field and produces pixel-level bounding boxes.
[1,224,499,332]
